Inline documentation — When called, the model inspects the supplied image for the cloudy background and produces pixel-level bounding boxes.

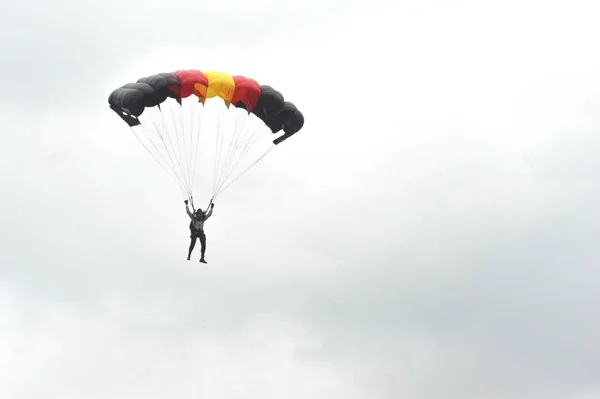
[2,0,600,398]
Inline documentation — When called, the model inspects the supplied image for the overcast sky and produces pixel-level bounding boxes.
[2,0,600,398]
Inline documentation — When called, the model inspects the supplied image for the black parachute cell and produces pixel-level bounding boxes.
[273,102,304,145]
[108,73,182,127]
[122,83,160,108]
[108,87,146,126]
[251,85,285,132]
[235,101,248,111]
[274,102,298,126]
[158,73,182,98]
[136,73,181,102]
[136,76,168,104]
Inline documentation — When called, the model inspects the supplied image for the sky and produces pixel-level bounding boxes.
[1,0,600,398]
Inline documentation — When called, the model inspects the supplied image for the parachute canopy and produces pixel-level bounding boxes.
[108,69,305,205]
[109,70,304,144]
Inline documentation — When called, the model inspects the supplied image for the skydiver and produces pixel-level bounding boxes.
[185,199,214,263]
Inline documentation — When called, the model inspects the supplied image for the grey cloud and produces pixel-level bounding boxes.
[2,0,600,398]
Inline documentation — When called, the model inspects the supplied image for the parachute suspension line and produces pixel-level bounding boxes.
[185,99,203,194]
[151,105,184,188]
[156,101,187,191]
[131,100,211,200]
[214,138,263,197]
[233,116,259,148]
[148,103,189,196]
[213,106,243,195]
[213,106,245,195]
[171,101,193,195]
[211,101,219,196]
[179,99,194,195]
[128,124,188,198]
[189,99,205,197]
[212,100,221,196]
[150,99,202,198]
[169,101,186,192]
[212,109,275,199]
[237,110,261,145]
[214,144,276,199]
[214,127,258,195]
[217,100,231,192]
[219,111,255,182]
[130,111,189,195]
[212,99,229,197]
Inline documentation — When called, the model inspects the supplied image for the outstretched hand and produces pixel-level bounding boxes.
[184,200,189,205]
[211,203,215,208]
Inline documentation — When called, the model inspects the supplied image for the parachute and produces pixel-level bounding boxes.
[108,69,304,208]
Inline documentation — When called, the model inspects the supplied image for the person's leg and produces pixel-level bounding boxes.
[187,232,197,260]
[199,231,207,263]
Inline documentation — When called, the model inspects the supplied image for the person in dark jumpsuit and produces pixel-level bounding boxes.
[185,200,214,263]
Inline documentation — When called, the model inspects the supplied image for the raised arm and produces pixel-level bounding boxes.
[184,200,194,219]
[204,203,215,219]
